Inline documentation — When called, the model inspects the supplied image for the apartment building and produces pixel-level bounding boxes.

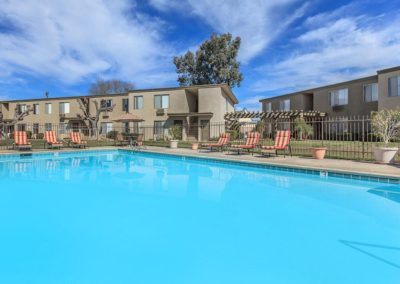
[0,84,237,141]
[260,66,400,116]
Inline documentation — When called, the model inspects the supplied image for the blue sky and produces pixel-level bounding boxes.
[0,0,399,109]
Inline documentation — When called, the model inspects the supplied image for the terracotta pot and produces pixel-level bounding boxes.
[373,147,398,164]
[311,147,327,160]
[191,143,199,150]
[169,140,178,149]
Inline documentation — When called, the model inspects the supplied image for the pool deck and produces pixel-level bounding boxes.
[143,146,400,179]
[0,146,399,179]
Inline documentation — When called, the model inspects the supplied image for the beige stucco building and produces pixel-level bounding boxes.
[0,84,237,141]
[260,66,400,116]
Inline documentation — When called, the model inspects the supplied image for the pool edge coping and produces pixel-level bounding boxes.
[120,148,400,184]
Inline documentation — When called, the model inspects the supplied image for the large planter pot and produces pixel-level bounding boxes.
[373,147,398,164]
[311,147,327,160]
[191,143,199,150]
[169,140,178,149]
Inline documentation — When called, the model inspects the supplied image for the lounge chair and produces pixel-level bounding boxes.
[200,133,230,151]
[229,132,260,155]
[131,134,146,150]
[45,131,63,149]
[70,132,87,148]
[261,130,292,157]
[115,133,129,146]
[13,131,32,151]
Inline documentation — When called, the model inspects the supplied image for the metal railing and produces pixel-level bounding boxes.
[0,116,399,162]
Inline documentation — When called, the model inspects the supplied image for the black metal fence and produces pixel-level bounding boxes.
[0,116,399,161]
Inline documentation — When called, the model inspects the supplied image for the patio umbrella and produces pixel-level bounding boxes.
[113,113,144,123]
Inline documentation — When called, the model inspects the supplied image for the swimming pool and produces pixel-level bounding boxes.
[0,150,399,284]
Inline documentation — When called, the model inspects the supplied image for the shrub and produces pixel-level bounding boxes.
[371,109,400,145]
[169,125,182,140]
[107,130,119,139]
[294,117,313,139]
[26,131,32,139]
[37,133,44,139]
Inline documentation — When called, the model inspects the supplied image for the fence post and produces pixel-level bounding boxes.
[361,115,365,159]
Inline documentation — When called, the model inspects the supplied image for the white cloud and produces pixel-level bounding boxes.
[0,0,175,86]
[252,11,400,93]
[149,0,307,63]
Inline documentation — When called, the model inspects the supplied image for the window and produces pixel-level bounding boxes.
[122,98,129,112]
[45,123,52,131]
[59,123,68,134]
[154,95,169,109]
[265,102,272,112]
[154,121,165,135]
[388,76,400,97]
[102,99,113,108]
[134,96,143,110]
[33,104,39,115]
[59,102,70,114]
[45,103,52,114]
[329,88,348,106]
[363,83,378,102]
[279,99,290,111]
[17,104,27,113]
[33,123,39,135]
[17,124,26,131]
[100,122,113,134]
[133,122,143,134]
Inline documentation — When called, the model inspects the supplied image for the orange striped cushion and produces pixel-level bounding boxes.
[245,132,260,146]
[14,131,29,145]
[70,132,81,143]
[274,130,291,149]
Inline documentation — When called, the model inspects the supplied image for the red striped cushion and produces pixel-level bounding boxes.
[275,130,291,149]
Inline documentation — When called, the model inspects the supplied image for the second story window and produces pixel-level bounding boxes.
[17,104,27,113]
[134,96,143,110]
[265,102,272,112]
[33,104,39,115]
[279,99,290,111]
[388,75,400,97]
[330,88,348,106]
[102,99,113,108]
[122,98,129,112]
[154,94,169,109]
[364,83,378,102]
[45,103,52,114]
[59,102,70,114]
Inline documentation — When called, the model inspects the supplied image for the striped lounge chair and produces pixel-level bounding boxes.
[45,131,63,149]
[261,130,292,157]
[200,133,230,151]
[13,131,32,151]
[230,132,260,155]
[70,132,87,148]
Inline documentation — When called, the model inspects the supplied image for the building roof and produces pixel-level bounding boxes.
[259,65,400,103]
[0,84,239,104]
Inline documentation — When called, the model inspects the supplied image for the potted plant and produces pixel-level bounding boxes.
[371,109,400,164]
[169,124,182,149]
[191,143,199,150]
[311,143,328,160]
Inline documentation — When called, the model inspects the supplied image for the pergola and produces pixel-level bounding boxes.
[224,110,326,130]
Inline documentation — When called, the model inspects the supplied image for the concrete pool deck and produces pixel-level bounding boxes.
[0,146,399,179]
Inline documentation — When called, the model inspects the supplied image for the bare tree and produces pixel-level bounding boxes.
[77,98,115,138]
[0,104,32,138]
[88,78,134,96]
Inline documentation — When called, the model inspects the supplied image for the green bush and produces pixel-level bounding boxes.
[26,131,32,139]
[107,130,119,139]
[37,133,44,139]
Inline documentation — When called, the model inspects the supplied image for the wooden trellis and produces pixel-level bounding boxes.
[224,110,326,130]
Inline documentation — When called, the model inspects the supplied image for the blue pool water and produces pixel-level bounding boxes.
[0,150,399,284]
